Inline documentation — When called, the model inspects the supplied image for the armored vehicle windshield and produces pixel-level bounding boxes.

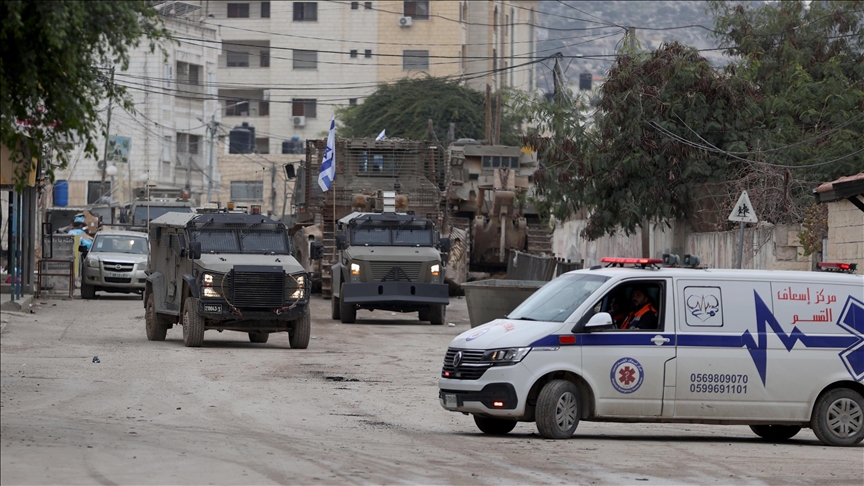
[351,217,434,247]
[189,216,291,255]
[133,205,193,222]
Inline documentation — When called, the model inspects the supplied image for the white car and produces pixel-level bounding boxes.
[439,257,864,447]
[81,230,149,299]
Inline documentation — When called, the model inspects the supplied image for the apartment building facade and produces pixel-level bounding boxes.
[55,4,221,208]
[200,0,536,212]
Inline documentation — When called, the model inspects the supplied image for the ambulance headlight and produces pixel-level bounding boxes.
[481,347,531,365]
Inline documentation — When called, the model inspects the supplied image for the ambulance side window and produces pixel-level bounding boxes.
[586,280,665,332]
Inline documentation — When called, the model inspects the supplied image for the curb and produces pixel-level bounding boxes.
[0,294,34,313]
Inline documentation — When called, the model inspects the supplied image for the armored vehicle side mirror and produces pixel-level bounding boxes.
[439,237,451,253]
[310,241,324,260]
[335,234,347,251]
[189,241,202,260]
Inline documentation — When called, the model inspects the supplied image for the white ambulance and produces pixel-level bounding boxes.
[438,257,864,446]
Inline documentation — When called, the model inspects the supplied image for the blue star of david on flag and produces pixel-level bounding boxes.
[318,117,336,192]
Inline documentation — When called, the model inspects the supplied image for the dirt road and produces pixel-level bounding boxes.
[2,295,861,485]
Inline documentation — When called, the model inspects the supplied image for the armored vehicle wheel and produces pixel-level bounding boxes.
[749,424,801,442]
[290,308,311,349]
[81,282,96,300]
[182,296,205,347]
[473,415,517,435]
[339,284,356,323]
[248,332,269,343]
[536,380,581,439]
[811,388,864,446]
[418,308,430,322]
[331,294,341,320]
[428,304,446,325]
[145,293,169,341]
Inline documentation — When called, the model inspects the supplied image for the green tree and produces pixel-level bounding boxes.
[708,0,864,182]
[336,76,521,145]
[1,0,169,189]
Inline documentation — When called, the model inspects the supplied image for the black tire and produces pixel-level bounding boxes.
[473,415,517,435]
[428,304,446,325]
[811,388,864,446]
[248,332,269,343]
[290,308,311,349]
[331,294,341,320]
[81,282,96,300]
[145,293,168,341]
[339,284,356,324]
[535,380,581,439]
[418,308,430,322]
[182,296,205,347]
[749,424,801,442]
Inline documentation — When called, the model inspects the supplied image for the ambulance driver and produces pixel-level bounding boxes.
[619,286,658,330]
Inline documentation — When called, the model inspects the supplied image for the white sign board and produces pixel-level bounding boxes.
[728,190,758,223]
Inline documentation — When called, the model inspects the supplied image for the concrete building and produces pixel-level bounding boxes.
[54,3,221,208]
[814,173,864,269]
[202,0,538,213]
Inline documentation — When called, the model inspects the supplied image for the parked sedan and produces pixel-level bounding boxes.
[81,230,149,299]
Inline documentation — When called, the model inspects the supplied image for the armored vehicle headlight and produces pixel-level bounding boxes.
[350,263,361,275]
[296,275,305,288]
[86,258,100,268]
[203,288,221,298]
[481,347,532,365]
[203,273,214,286]
[431,264,440,277]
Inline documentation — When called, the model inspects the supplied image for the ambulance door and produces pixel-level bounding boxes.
[579,278,676,418]
[675,279,773,420]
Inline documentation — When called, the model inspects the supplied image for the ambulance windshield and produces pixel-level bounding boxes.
[507,274,608,323]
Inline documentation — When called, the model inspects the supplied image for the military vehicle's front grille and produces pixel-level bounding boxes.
[232,269,285,307]
[369,261,422,281]
[441,348,490,380]
[101,261,134,272]
[105,277,132,284]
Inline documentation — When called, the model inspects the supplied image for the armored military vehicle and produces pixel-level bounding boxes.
[144,210,321,348]
[290,138,446,298]
[330,192,451,324]
[123,186,195,230]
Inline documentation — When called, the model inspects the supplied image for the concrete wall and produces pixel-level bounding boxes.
[825,198,864,268]
[552,219,815,271]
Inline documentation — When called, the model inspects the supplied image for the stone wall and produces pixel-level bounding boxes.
[825,198,864,268]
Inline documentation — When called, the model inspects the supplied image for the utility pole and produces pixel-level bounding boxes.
[270,162,277,215]
[206,113,216,204]
[629,26,637,51]
[99,67,114,204]
[485,84,492,143]
[494,92,502,145]
[628,26,650,258]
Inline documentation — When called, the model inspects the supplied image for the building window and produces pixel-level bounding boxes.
[260,50,270,67]
[255,138,270,154]
[176,133,201,155]
[231,181,264,201]
[292,99,317,118]
[259,101,270,117]
[293,50,318,69]
[403,1,429,20]
[365,2,372,9]
[226,50,250,67]
[261,1,270,18]
[350,49,358,58]
[349,98,358,106]
[364,49,372,58]
[224,100,250,116]
[87,181,112,205]
[293,2,318,21]
[176,61,201,85]
[227,3,250,18]
[402,50,429,70]
[351,1,359,9]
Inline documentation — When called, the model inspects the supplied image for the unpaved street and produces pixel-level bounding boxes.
[2,295,862,485]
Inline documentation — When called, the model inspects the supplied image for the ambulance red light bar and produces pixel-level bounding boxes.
[817,262,857,274]
[601,257,663,268]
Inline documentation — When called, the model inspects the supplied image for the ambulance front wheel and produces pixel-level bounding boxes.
[811,387,864,446]
[748,424,801,442]
[535,380,581,439]
[473,415,517,435]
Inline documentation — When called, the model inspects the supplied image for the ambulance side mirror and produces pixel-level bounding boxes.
[584,312,614,331]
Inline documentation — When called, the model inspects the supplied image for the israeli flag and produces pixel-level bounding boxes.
[318,117,336,192]
[375,129,386,141]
